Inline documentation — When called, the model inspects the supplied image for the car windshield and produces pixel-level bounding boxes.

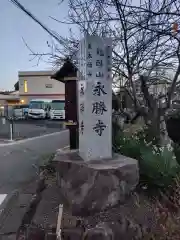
[29,102,44,109]
[51,102,65,110]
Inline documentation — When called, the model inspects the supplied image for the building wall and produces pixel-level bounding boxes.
[0,94,20,106]
[0,99,6,105]
[119,82,168,110]
[18,71,65,104]
[20,95,65,105]
[148,83,168,96]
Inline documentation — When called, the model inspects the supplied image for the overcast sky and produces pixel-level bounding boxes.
[0,0,72,90]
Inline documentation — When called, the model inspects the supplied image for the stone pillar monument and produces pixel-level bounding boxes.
[53,36,139,218]
[78,35,112,161]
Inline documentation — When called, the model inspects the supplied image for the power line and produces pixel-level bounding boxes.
[8,0,80,67]
[8,0,69,49]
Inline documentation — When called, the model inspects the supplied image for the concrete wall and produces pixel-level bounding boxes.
[18,71,65,104]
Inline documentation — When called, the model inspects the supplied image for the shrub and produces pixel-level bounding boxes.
[140,147,180,189]
[116,131,180,191]
[173,143,180,165]
[116,133,147,159]
[137,192,180,239]
[135,126,159,146]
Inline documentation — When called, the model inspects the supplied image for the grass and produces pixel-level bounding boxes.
[32,152,55,176]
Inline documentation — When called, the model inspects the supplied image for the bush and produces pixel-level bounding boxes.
[140,147,179,189]
[173,143,180,165]
[116,132,147,159]
[116,131,180,191]
[135,126,160,146]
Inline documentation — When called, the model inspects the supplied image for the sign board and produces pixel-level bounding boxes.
[78,35,112,161]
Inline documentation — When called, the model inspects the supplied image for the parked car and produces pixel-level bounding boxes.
[13,104,29,119]
[28,99,52,119]
[50,99,65,120]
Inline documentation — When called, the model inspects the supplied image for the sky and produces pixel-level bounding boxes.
[0,0,72,90]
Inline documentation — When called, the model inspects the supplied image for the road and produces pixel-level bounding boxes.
[0,129,69,194]
[0,118,65,140]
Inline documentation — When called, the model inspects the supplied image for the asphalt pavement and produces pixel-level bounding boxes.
[0,118,65,140]
[0,129,69,194]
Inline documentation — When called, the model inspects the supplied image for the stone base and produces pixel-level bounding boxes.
[53,149,139,216]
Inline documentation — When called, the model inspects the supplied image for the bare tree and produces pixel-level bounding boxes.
[10,0,180,145]
[57,0,180,145]
[123,0,180,145]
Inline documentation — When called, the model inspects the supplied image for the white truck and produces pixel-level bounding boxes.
[28,99,52,119]
[50,99,65,120]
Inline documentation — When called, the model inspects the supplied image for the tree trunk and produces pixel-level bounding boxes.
[141,104,160,144]
[159,115,172,146]
[146,118,161,145]
[143,109,172,147]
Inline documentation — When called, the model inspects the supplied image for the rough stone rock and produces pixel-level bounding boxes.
[23,226,45,240]
[83,220,144,240]
[54,150,139,216]
[32,184,65,230]
[61,228,83,240]
[1,234,17,240]
[83,222,113,240]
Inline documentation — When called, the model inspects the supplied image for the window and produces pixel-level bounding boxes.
[29,101,44,109]
[51,101,65,110]
[24,80,28,93]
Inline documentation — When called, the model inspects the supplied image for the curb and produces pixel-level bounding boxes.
[0,145,69,238]
[0,129,68,146]
[0,139,14,143]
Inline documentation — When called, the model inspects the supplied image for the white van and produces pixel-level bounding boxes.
[50,100,65,120]
[28,99,52,119]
